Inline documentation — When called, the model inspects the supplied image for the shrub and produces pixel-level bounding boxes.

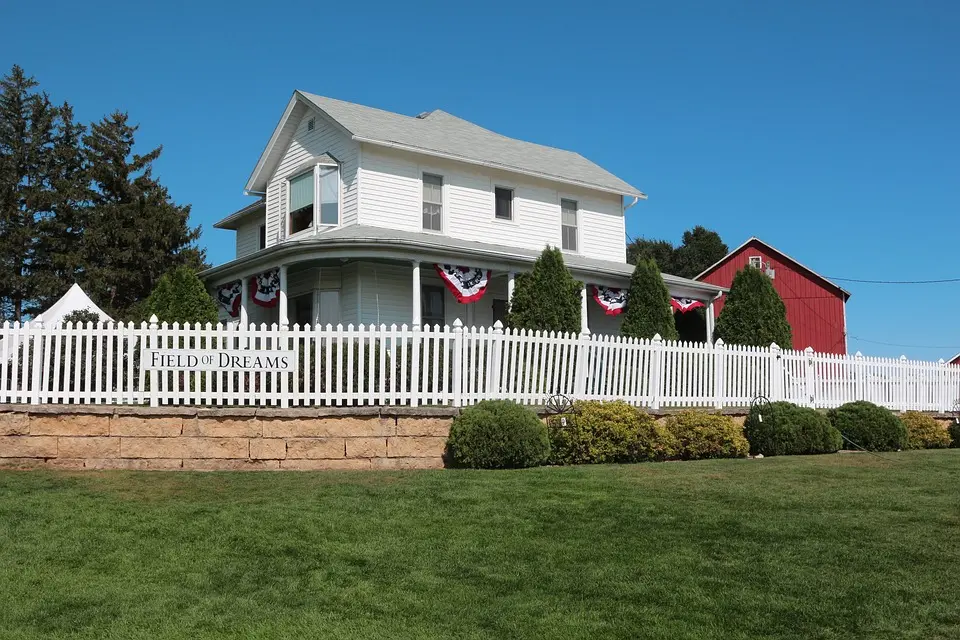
[621,258,678,340]
[508,246,582,334]
[61,309,103,326]
[146,266,219,325]
[546,400,677,465]
[827,401,907,452]
[950,420,960,449]
[446,400,549,469]
[900,411,950,449]
[664,411,749,460]
[744,402,842,456]
[714,266,792,348]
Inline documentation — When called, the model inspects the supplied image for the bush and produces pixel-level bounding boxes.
[507,246,582,334]
[446,400,549,469]
[664,411,749,460]
[950,420,960,449]
[714,265,792,348]
[744,402,842,456]
[621,258,678,340]
[146,266,219,325]
[546,401,677,465]
[827,401,907,452]
[900,411,950,449]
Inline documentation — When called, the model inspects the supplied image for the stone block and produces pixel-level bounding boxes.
[0,436,57,458]
[262,416,394,438]
[345,437,387,458]
[85,458,182,470]
[183,459,280,471]
[30,414,109,436]
[280,458,371,470]
[110,416,183,437]
[371,457,445,470]
[395,417,452,437]
[0,457,42,468]
[285,438,345,459]
[45,458,86,469]
[0,412,29,436]
[183,418,261,438]
[386,436,446,458]
[58,437,120,458]
[120,437,248,459]
[250,438,286,460]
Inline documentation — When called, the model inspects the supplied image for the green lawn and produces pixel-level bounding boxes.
[1,452,959,639]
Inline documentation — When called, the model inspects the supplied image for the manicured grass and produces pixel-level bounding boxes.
[1,452,959,639]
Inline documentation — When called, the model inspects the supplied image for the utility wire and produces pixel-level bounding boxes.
[847,335,960,350]
[826,276,960,284]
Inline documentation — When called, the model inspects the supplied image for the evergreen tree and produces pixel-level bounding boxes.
[627,237,676,271]
[508,247,581,334]
[620,258,678,340]
[0,65,58,321]
[146,266,218,325]
[83,112,205,319]
[714,267,792,348]
[672,226,728,279]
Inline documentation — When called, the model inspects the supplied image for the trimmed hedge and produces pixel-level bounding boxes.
[827,401,907,452]
[901,411,950,449]
[663,411,749,460]
[547,401,677,465]
[446,400,549,469]
[744,402,842,456]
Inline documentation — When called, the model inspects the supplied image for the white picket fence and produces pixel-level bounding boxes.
[1,318,958,412]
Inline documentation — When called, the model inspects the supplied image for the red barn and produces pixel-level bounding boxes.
[695,237,850,354]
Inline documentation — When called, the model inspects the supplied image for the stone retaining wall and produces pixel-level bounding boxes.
[0,406,457,471]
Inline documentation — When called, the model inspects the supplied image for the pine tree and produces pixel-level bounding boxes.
[620,258,678,340]
[626,237,676,271]
[83,112,205,319]
[507,247,581,334]
[146,266,218,325]
[672,226,728,279]
[714,266,792,348]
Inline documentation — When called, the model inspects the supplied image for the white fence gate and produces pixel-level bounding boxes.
[1,318,957,412]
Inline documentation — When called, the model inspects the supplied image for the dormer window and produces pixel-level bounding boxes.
[287,157,340,236]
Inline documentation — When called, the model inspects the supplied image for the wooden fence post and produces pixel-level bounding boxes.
[937,358,946,413]
[650,333,664,410]
[769,342,782,403]
[573,329,591,400]
[29,321,43,405]
[804,346,816,408]
[149,315,159,408]
[713,338,725,409]
[854,351,864,402]
[410,324,421,408]
[491,321,504,399]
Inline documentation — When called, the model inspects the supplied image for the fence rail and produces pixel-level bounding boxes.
[1,319,958,412]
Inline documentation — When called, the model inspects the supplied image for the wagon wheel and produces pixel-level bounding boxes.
[545,394,575,415]
[750,394,770,423]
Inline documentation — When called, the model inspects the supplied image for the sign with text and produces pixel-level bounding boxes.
[145,349,296,373]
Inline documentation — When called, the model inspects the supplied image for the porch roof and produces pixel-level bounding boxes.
[200,225,727,300]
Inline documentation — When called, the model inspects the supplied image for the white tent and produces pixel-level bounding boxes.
[34,284,112,325]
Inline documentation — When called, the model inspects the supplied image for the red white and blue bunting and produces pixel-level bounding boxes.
[435,264,491,303]
[593,285,627,316]
[671,298,706,314]
[215,280,242,318]
[251,268,281,308]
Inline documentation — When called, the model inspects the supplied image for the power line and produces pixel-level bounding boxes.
[826,276,960,284]
[847,335,960,351]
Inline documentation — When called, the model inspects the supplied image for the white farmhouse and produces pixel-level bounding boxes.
[202,92,723,336]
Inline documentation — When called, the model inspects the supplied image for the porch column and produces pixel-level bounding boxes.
[411,260,422,327]
[507,271,516,311]
[278,264,289,327]
[580,286,589,334]
[705,299,715,345]
[240,276,250,327]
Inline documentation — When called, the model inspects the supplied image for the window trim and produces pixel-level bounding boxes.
[748,256,764,269]
[559,195,580,253]
[493,185,515,222]
[421,171,444,234]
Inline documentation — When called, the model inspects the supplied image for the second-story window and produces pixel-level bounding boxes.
[561,198,578,251]
[258,224,266,250]
[422,173,443,232]
[289,171,314,235]
[495,187,513,220]
[319,165,339,225]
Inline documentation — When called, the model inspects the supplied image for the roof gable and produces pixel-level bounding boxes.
[245,91,645,198]
[695,237,851,301]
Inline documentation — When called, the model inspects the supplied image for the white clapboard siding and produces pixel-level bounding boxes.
[0,321,956,413]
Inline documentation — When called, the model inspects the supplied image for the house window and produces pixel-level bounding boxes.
[288,171,314,235]
[748,256,763,269]
[258,224,266,250]
[317,290,340,327]
[495,187,513,220]
[319,165,339,225]
[422,173,443,231]
[422,285,445,327]
[291,293,314,327]
[561,198,578,251]
[492,299,508,327]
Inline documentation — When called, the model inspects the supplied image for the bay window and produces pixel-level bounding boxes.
[287,157,340,236]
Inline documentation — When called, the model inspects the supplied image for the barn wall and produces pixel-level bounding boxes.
[699,241,847,354]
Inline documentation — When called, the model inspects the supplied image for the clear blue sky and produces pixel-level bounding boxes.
[2,0,958,358]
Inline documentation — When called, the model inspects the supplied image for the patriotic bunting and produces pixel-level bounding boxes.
[671,297,706,313]
[593,285,627,316]
[216,280,242,318]
[251,268,281,308]
[435,264,491,303]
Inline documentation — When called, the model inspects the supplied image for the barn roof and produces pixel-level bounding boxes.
[695,237,851,301]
